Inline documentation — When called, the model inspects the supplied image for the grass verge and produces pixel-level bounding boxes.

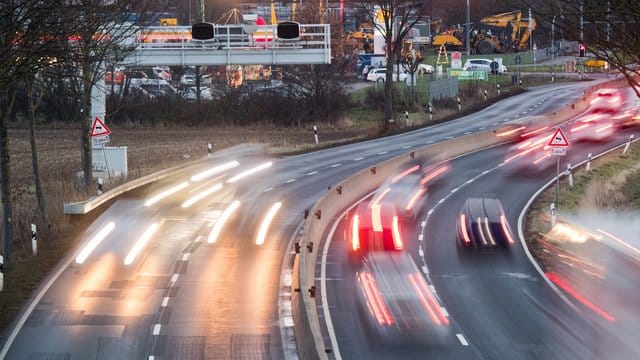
[525,139,640,270]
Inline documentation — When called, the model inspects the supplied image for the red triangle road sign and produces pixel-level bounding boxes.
[91,117,111,137]
[548,128,570,147]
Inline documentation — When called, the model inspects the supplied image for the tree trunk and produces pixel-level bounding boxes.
[27,81,51,232]
[81,63,93,192]
[383,50,395,134]
[0,89,16,264]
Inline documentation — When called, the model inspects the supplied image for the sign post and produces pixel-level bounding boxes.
[548,128,570,206]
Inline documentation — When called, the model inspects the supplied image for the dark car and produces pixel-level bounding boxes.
[456,196,515,249]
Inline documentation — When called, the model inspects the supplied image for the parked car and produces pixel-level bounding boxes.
[182,86,214,101]
[463,59,507,74]
[366,68,408,83]
[417,63,435,75]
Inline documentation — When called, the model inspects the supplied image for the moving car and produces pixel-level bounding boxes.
[503,130,555,171]
[588,88,622,113]
[456,196,515,249]
[346,200,403,262]
[355,252,450,344]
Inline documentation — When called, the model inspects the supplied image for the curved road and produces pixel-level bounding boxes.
[2,80,623,359]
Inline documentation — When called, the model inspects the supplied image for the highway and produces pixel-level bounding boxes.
[2,80,633,359]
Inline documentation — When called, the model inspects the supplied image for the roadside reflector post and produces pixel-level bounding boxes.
[31,224,37,256]
[496,83,501,95]
[566,164,573,189]
[484,89,488,101]
[551,72,555,83]
[457,97,461,111]
[550,203,556,226]
[1,255,4,293]
[428,102,433,121]
[586,153,592,171]
[207,143,213,156]
[97,177,103,195]
[623,134,634,154]
[405,111,410,126]
[313,125,319,144]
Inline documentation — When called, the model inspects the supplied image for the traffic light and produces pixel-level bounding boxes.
[579,44,586,57]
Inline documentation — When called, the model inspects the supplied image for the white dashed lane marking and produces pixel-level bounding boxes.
[307,171,318,176]
[457,334,469,346]
[286,178,296,183]
[354,157,364,161]
[330,163,341,168]
[377,151,388,155]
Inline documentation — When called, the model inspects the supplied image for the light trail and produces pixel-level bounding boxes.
[75,222,115,264]
[124,223,160,265]
[181,183,223,208]
[190,160,239,182]
[227,161,273,184]
[208,201,241,244]
[144,182,189,207]
[255,202,282,245]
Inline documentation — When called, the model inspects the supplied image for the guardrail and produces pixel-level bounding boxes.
[293,78,625,359]
[63,144,267,215]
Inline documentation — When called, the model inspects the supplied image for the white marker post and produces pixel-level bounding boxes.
[623,134,634,154]
[313,125,319,144]
[566,163,573,189]
[497,83,501,95]
[550,203,556,226]
[207,143,213,156]
[586,153,592,171]
[483,89,488,101]
[31,224,37,256]
[457,97,461,111]
[405,111,410,126]
[0,255,3,293]
[97,177,103,195]
[428,102,433,121]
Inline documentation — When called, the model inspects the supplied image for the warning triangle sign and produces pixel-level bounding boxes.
[548,128,570,147]
[91,117,111,137]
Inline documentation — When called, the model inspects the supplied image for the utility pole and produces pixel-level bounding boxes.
[466,0,470,56]
[580,1,584,43]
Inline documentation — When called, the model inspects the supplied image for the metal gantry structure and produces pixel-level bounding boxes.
[120,24,332,66]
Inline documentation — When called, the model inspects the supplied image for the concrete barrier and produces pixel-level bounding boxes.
[63,144,267,215]
[293,79,625,359]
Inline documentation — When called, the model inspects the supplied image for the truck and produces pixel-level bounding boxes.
[430,11,535,54]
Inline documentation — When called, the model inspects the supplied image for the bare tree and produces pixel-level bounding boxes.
[55,1,156,192]
[0,0,69,263]
[350,0,430,133]
[530,0,640,96]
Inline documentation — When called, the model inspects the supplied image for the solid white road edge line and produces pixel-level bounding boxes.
[279,220,305,360]
[517,135,639,314]
[321,195,371,360]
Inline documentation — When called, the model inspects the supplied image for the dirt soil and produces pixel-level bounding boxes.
[8,124,370,190]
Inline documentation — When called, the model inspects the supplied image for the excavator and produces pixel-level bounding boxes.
[430,11,535,54]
